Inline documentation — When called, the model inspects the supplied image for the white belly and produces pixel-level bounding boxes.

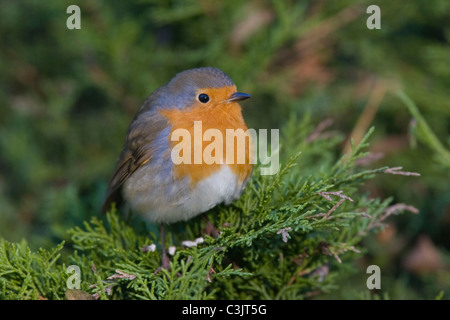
[178,165,241,217]
[124,164,243,224]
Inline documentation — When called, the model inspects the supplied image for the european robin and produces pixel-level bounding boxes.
[103,67,253,269]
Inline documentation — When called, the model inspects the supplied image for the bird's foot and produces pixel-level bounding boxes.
[154,255,170,274]
[203,216,219,238]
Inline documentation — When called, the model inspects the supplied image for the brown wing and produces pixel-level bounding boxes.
[102,110,169,213]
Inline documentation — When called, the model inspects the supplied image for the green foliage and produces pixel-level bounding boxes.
[0,0,449,300]
[0,126,416,299]
[0,240,66,300]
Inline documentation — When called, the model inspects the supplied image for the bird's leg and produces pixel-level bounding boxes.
[160,223,170,270]
[202,215,219,238]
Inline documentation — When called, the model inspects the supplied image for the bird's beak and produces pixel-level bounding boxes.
[227,92,251,102]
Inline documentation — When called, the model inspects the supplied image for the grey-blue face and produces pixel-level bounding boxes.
[163,67,236,110]
[137,67,250,116]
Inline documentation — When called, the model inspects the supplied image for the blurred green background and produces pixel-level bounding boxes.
[0,0,449,299]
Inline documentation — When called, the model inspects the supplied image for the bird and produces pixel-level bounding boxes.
[103,67,253,270]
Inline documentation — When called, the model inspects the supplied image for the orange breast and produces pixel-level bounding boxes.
[159,89,253,187]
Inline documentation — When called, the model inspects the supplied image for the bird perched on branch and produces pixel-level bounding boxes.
[103,67,253,270]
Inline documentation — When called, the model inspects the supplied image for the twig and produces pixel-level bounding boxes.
[325,199,346,219]
[206,267,216,283]
[379,203,419,221]
[384,166,421,176]
[307,118,334,143]
[277,227,292,243]
[331,244,361,264]
[107,270,136,281]
[359,203,419,236]
[315,191,354,219]
[318,191,354,202]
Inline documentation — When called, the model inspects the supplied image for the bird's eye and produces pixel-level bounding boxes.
[198,93,210,103]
